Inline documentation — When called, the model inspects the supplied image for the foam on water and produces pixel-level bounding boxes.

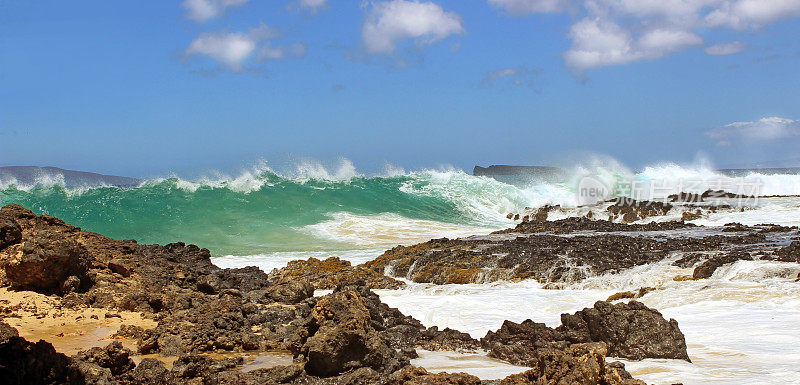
[212,248,385,273]
[301,212,497,248]
[376,259,800,384]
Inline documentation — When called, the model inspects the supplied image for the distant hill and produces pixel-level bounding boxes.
[0,166,141,188]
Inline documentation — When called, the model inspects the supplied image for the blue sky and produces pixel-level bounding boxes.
[1,0,799,178]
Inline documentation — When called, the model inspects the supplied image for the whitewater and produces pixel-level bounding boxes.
[2,158,799,384]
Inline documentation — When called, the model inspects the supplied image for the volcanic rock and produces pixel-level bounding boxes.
[482,301,690,363]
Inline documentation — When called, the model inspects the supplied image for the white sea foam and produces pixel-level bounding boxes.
[212,248,385,273]
[301,212,498,248]
[375,259,800,384]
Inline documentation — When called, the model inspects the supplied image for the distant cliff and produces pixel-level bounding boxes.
[0,166,141,188]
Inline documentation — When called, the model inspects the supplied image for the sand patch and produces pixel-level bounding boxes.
[0,287,156,355]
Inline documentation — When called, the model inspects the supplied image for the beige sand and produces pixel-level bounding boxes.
[0,287,156,355]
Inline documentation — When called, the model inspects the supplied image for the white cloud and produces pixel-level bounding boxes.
[361,0,465,54]
[706,0,800,30]
[487,0,573,15]
[182,0,250,22]
[564,18,702,71]
[552,0,800,72]
[706,117,800,145]
[259,43,307,60]
[297,0,328,12]
[185,24,284,71]
[704,40,744,55]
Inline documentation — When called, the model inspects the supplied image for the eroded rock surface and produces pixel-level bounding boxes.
[482,301,690,363]
[364,222,775,285]
[270,257,404,290]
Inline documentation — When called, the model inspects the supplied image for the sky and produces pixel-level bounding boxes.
[1,0,799,178]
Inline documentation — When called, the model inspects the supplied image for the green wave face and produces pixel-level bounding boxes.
[0,171,530,256]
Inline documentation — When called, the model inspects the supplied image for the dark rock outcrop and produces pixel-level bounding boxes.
[293,289,409,377]
[364,228,770,285]
[559,301,690,361]
[2,229,91,294]
[0,322,86,385]
[498,343,644,385]
[607,199,672,223]
[482,301,690,363]
[692,251,753,279]
[776,241,800,263]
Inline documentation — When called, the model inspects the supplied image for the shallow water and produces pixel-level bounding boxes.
[376,260,800,384]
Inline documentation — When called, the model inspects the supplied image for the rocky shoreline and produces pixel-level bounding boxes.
[1,203,797,384]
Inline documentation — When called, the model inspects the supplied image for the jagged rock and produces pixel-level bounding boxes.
[364,229,767,285]
[2,229,91,294]
[483,301,690,363]
[295,289,409,377]
[73,341,135,376]
[693,251,752,279]
[498,343,644,385]
[270,257,404,290]
[267,278,315,304]
[607,199,672,223]
[0,215,22,251]
[559,301,690,361]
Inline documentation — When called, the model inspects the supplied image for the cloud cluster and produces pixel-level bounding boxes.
[704,41,744,55]
[182,0,250,22]
[361,0,465,54]
[554,0,800,72]
[706,116,800,146]
[185,24,304,72]
[706,0,800,30]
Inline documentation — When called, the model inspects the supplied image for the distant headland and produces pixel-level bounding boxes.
[0,166,141,188]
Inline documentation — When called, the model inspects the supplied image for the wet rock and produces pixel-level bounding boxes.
[498,343,644,385]
[693,251,753,279]
[2,229,91,294]
[672,253,707,268]
[270,257,404,290]
[776,241,800,263]
[559,301,690,361]
[497,216,692,235]
[681,210,703,221]
[607,199,672,223]
[668,192,704,203]
[365,228,767,285]
[483,301,690,363]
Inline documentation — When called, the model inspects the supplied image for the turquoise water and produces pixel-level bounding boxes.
[0,170,527,255]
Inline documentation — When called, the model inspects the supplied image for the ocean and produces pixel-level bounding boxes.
[1,158,799,384]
